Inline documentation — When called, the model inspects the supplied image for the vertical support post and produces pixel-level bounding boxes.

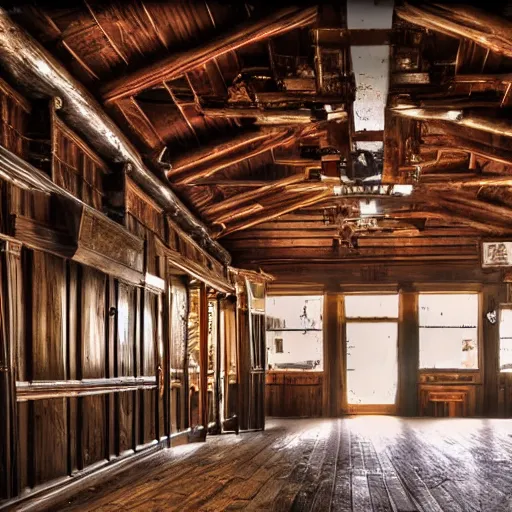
[236,280,250,431]
[483,284,506,417]
[322,291,343,417]
[397,288,419,416]
[0,239,22,499]
[214,294,223,432]
[199,283,208,430]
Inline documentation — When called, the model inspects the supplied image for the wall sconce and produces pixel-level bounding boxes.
[486,310,497,324]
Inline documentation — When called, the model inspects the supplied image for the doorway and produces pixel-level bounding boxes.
[344,294,399,414]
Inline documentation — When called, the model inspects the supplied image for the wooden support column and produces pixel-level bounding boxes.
[0,238,22,499]
[397,289,419,416]
[199,283,208,430]
[322,292,344,417]
[483,284,506,417]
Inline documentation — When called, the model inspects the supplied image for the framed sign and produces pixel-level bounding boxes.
[481,241,512,268]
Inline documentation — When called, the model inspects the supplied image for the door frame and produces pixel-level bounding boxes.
[341,293,399,415]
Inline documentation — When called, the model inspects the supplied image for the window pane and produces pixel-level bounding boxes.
[266,296,323,330]
[419,294,478,327]
[346,322,397,404]
[266,331,323,370]
[344,294,398,318]
[500,309,512,372]
[419,327,478,369]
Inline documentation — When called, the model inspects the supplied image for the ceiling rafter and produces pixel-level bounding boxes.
[171,128,297,185]
[396,3,512,58]
[213,189,333,238]
[101,6,318,103]
[165,128,284,176]
[391,102,512,139]
[202,173,306,219]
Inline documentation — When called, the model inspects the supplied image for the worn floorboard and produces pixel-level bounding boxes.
[39,417,512,512]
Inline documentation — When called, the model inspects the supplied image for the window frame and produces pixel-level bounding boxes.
[418,291,482,372]
[499,303,512,373]
[265,294,324,371]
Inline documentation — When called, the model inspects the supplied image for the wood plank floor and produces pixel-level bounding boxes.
[44,417,512,511]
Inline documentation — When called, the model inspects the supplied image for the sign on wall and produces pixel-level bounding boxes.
[482,241,512,267]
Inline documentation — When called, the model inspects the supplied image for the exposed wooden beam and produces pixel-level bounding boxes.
[172,129,297,185]
[213,190,332,238]
[453,73,512,85]
[191,180,268,188]
[225,236,478,249]
[202,107,346,125]
[421,133,512,167]
[421,175,512,188]
[203,173,306,218]
[213,203,265,224]
[353,130,384,142]
[273,158,321,168]
[392,103,512,138]
[396,3,512,58]
[0,8,230,264]
[387,209,506,234]
[253,91,344,104]
[424,193,512,232]
[102,7,317,103]
[228,245,478,261]
[166,128,284,176]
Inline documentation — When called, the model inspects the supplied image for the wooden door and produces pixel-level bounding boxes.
[238,279,266,431]
[187,285,201,430]
[169,276,188,436]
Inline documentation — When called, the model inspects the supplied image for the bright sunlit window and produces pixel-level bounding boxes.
[266,296,323,371]
[500,308,512,372]
[419,293,478,370]
[345,294,398,405]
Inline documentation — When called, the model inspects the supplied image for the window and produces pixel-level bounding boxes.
[266,295,323,370]
[344,294,399,318]
[345,294,398,405]
[419,294,478,370]
[500,308,512,372]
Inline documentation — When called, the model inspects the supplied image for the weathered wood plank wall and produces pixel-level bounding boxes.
[0,77,234,509]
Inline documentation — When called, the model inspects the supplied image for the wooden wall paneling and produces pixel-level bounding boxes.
[79,394,107,469]
[323,292,344,417]
[32,398,68,486]
[397,290,419,416]
[0,78,30,160]
[134,286,142,449]
[78,266,107,469]
[51,110,107,211]
[31,250,67,381]
[0,239,22,499]
[106,276,115,460]
[142,290,157,445]
[81,267,106,380]
[483,284,506,417]
[265,372,323,417]
[160,258,171,443]
[67,261,79,476]
[157,289,165,442]
[116,281,136,456]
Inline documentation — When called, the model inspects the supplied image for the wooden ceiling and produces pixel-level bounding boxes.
[5,0,512,271]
